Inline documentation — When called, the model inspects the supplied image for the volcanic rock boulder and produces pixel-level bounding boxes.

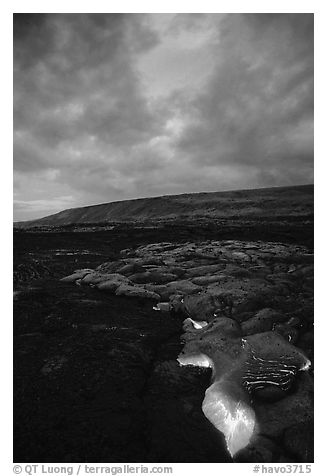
[243,331,310,368]
[191,275,227,286]
[96,274,131,292]
[81,272,120,285]
[253,372,313,442]
[115,284,160,300]
[283,421,314,462]
[241,308,287,336]
[166,280,203,295]
[129,271,178,285]
[60,269,93,283]
[182,293,220,322]
[185,264,225,278]
[115,262,145,276]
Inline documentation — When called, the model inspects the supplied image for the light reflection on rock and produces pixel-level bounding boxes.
[177,352,213,368]
[202,380,256,457]
[184,317,208,329]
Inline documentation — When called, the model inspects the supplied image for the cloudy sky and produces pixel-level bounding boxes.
[13,13,313,221]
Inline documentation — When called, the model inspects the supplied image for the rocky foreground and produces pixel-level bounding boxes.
[61,239,314,462]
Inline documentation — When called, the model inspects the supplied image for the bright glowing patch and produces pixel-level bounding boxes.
[177,352,213,368]
[202,381,256,457]
[153,302,170,312]
[190,318,208,329]
[300,358,311,371]
[184,317,208,329]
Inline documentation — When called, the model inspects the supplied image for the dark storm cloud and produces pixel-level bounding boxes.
[174,13,314,185]
[14,14,162,170]
[13,13,314,220]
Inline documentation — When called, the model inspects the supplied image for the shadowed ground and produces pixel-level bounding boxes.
[14,197,313,463]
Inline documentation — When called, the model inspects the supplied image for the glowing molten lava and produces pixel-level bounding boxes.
[177,351,255,456]
[202,380,256,457]
[185,317,208,329]
[177,352,213,368]
[177,320,311,458]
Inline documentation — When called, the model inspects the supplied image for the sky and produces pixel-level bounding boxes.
[13,13,314,221]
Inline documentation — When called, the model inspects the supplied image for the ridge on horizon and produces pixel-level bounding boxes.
[14,184,314,228]
[46,183,315,212]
